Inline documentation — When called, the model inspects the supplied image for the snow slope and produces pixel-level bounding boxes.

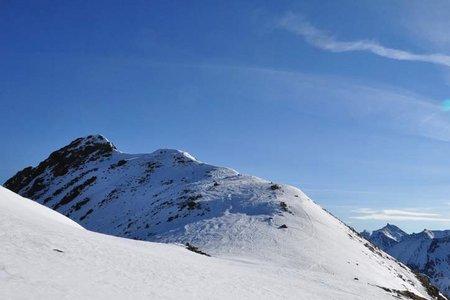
[2,135,446,299]
[1,186,443,300]
[364,225,450,297]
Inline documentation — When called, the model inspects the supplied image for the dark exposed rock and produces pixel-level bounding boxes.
[3,166,35,195]
[415,273,446,300]
[376,285,431,300]
[167,215,179,222]
[79,208,93,221]
[117,159,127,166]
[147,161,161,172]
[53,176,97,210]
[99,189,119,207]
[179,194,203,211]
[185,243,210,257]
[280,201,288,211]
[70,198,90,212]
[4,135,114,196]
[52,168,98,198]
[24,177,47,198]
[270,184,281,191]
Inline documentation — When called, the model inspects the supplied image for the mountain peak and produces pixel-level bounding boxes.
[4,134,117,196]
[69,134,116,150]
[377,224,406,241]
[360,224,407,253]
[382,223,402,231]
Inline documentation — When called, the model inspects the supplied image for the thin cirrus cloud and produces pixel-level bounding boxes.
[351,208,450,221]
[352,208,377,214]
[148,62,450,142]
[277,12,450,68]
[224,65,450,142]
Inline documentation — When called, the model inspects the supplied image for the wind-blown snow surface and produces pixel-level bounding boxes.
[2,135,445,299]
[0,186,439,300]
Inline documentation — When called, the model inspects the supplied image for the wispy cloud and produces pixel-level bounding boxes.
[277,12,450,68]
[397,1,450,51]
[352,208,377,214]
[351,208,450,221]
[135,62,450,142]
[220,65,450,142]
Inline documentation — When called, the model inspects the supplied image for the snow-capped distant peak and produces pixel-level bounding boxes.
[379,223,406,242]
[362,223,450,298]
[422,229,435,239]
[361,224,406,245]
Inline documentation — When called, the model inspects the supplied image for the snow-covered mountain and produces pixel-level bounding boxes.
[2,135,446,299]
[2,185,444,300]
[363,225,450,297]
[361,224,408,250]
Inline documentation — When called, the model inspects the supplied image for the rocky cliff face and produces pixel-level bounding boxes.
[5,135,116,199]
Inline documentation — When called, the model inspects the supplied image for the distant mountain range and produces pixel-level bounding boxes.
[2,135,446,299]
[362,224,450,297]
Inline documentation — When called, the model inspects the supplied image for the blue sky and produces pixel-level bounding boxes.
[2,0,450,232]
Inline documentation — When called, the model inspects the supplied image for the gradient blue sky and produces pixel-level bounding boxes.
[2,0,450,232]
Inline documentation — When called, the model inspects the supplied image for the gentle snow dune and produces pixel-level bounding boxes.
[0,186,438,300]
[0,186,82,229]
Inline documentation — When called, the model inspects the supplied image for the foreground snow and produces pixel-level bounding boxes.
[0,187,439,299]
[3,135,446,299]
